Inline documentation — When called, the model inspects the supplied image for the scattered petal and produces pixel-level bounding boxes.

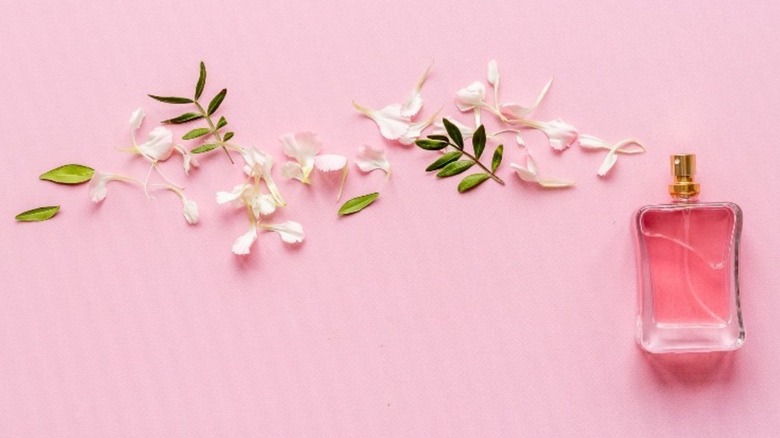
[579,135,646,154]
[499,78,552,120]
[534,118,578,151]
[487,60,499,87]
[314,154,348,172]
[251,193,277,217]
[281,161,305,181]
[398,110,439,145]
[129,108,145,130]
[88,171,111,203]
[232,226,258,255]
[400,63,432,118]
[182,198,199,224]
[432,118,475,139]
[281,132,321,182]
[509,162,537,182]
[597,152,619,177]
[510,157,574,189]
[260,221,304,244]
[216,184,250,205]
[536,179,576,188]
[455,81,487,112]
[355,145,391,174]
[136,126,174,161]
[353,102,411,141]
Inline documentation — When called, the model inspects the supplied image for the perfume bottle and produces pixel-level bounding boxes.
[633,154,744,353]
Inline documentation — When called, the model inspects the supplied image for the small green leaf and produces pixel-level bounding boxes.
[457,173,490,193]
[437,160,475,178]
[39,164,94,184]
[427,135,450,142]
[415,139,448,150]
[472,125,486,159]
[191,144,220,154]
[15,206,60,222]
[442,119,464,149]
[147,95,193,104]
[207,88,227,115]
[223,131,234,141]
[425,151,462,171]
[216,116,227,129]
[182,128,211,140]
[338,192,379,216]
[491,144,504,172]
[195,61,206,100]
[162,112,203,124]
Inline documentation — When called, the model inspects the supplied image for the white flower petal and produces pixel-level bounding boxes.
[509,163,538,182]
[136,126,174,161]
[536,179,575,188]
[232,227,258,255]
[431,118,476,138]
[281,161,304,181]
[578,134,611,150]
[398,110,439,145]
[536,119,578,151]
[88,172,110,203]
[353,102,411,141]
[516,132,526,148]
[400,63,432,118]
[182,198,199,224]
[314,154,348,172]
[455,81,486,112]
[597,151,619,176]
[487,60,499,86]
[613,139,646,154]
[280,132,320,180]
[252,193,277,217]
[261,220,304,244]
[129,108,145,130]
[499,78,553,121]
[216,184,250,205]
[355,145,390,174]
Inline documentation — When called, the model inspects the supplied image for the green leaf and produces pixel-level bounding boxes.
[491,144,504,172]
[427,135,450,142]
[415,139,448,150]
[437,160,475,178]
[442,119,464,149]
[15,206,60,222]
[147,95,193,104]
[216,116,228,129]
[472,125,486,159]
[162,112,203,124]
[425,151,462,172]
[338,192,379,216]
[207,88,227,115]
[39,164,94,184]
[195,61,206,100]
[182,128,211,140]
[457,173,490,193]
[223,131,234,141]
[191,144,220,154]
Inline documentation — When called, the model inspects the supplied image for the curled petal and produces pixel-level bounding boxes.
[232,226,258,255]
[455,81,486,112]
[136,127,174,161]
[182,198,199,224]
[355,145,390,174]
[353,102,411,141]
[281,161,305,182]
[510,158,574,189]
[579,135,646,154]
[509,162,537,182]
[216,184,250,205]
[314,154,348,172]
[400,63,432,118]
[129,107,145,130]
[260,221,304,244]
[88,171,111,203]
[499,78,552,120]
[251,193,277,218]
[175,145,198,175]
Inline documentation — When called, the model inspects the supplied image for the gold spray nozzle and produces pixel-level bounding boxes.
[669,154,700,198]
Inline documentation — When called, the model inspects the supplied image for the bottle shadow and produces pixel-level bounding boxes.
[641,350,738,387]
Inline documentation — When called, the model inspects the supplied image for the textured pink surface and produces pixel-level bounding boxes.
[2,1,780,436]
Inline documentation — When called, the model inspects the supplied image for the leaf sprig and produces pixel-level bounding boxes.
[415,119,504,192]
[149,61,235,162]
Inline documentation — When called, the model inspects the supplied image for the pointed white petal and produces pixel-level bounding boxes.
[216,184,249,205]
[355,145,391,174]
[353,102,411,141]
[261,220,304,244]
[136,127,174,161]
[536,179,576,188]
[281,161,305,181]
[431,117,476,138]
[314,154,348,172]
[614,139,647,154]
[516,132,526,148]
[455,81,487,112]
[182,198,199,224]
[537,119,578,151]
[280,132,320,178]
[88,172,110,203]
[398,110,439,145]
[232,227,258,255]
[509,163,538,182]
[526,155,539,175]
[499,78,552,120]
[597,152,619,176]
[129,108,145,130]
[487,59,499,86]
[578,134,611,150]
[400,63,432,118]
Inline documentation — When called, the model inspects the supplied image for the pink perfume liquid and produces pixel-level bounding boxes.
[634,201,744,353]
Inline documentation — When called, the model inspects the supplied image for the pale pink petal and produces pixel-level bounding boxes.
[537,119,578,151]
[232,227,258,255]
[353,102,411,141]
[280,132,320,180]
[88,172,111,203]
[355,145,390,174]
[136,127,174,161]
[398,110,440,145]
[400,63,432,118]
[314,154,348,172]
[455,81,486,112]
[129,107,145,130]
[281,161,304,181]
[260,221,304,244]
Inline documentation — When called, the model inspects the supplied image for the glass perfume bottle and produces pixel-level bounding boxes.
[633,154,744,353]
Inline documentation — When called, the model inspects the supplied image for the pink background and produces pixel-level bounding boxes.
[2,1,780,436]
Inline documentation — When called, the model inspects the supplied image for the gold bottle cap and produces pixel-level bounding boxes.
[669,154,700,198]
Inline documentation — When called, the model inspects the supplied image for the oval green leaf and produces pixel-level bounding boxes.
[182,128,211,140]
[472,125,486,159]
[457,173,490,193]
[207,88,227,116]
[216,116,228,129]
[425,151,462,172]
[191,144,220,154]
[415,139,448,150]
[195,61,207,100]
[39,164,94,184]
[162,112,203,125]
[442,118,464,149]
[491,144,504,172]
[437,160,474,178]
[147,95,193,104]
[15,205,60,222]
[427,134,450,142]
[223,131,234,142]
[338,192,379,216]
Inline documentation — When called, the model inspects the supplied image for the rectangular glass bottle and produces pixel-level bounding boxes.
[633,154,744,353]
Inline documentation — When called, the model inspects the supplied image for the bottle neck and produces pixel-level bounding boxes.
[671,194,699,204]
